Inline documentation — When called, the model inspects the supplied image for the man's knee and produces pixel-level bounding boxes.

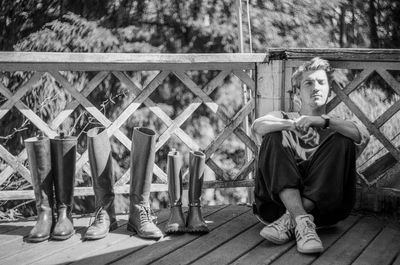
[331,133,354,146]
[262,131,292,148]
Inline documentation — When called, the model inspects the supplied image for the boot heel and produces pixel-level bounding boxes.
[127,222,137,233]
[109,221,118,231]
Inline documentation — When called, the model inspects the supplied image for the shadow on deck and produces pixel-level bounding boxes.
[0,205,400,265]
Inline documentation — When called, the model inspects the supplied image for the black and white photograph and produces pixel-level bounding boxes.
[0,1,399,264]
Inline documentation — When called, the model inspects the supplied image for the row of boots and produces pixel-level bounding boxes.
[25,127,208,242]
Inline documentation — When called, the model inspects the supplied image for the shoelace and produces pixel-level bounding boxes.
[88,207,105,227]
[298,219,320,242]
[271,213,292,232]
[139,206,158,226]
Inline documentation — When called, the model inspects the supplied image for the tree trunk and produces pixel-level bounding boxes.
[368,0,379,48]
[339,5,345,47]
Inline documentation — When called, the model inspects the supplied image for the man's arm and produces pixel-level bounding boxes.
[251,111,296,144]
[295,115,362,143]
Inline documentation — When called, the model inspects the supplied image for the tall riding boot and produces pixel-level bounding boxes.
[25,136,55,243]
[84,127,118,240]
[186,151,209,233]
[127,127,163,239]
[51,133,77,240]
[165,149,185,234]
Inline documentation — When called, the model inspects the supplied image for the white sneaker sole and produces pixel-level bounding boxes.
[297,245,324,254]
[259,230,291,245]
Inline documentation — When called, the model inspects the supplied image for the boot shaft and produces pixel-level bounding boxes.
[25,136,54,209]
[87,127,115,210]
[167,149,183,206]
[51,133,77,207]
[130,127,156,205]
[188,151,205,205]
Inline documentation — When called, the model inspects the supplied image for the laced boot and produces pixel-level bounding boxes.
[186,151,209,233]
[165,149,185,234]
[84,127,118,240]
[127,127,163,239]
[25,136,55,243]
[51,133,77,240]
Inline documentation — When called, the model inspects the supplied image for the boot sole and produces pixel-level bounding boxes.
[84,222,119,240]
[84,233,107,240]
[25,235,50,243]
[51,231,75,241]
[165,226,186,234]
[127,223,163,239]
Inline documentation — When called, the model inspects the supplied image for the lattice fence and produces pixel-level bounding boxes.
[284,59,400,189]
[0,54,260,200]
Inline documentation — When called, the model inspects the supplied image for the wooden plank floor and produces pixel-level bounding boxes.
[0,205,399,265]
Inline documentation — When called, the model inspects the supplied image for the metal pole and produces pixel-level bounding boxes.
[236,0,253,205]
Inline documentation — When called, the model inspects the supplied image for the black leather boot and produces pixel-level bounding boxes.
[25,136,55,243]
[84,127,118,240]
[51,133,76,240]
[186,151,209,233]
[127,127,163,239]
[165,149,185,234]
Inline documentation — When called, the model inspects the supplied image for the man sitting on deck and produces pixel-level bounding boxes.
[251,57,369,254]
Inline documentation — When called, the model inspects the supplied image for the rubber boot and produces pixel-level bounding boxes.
[165,149,185,234]
[51,132,76,240]
[127,127,163,239]
[84,127,118,240]
[186,151,209,233]
[25,136,55,243]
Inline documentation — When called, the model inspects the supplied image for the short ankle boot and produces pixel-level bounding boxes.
[25,136,55,243]
[84,127,117,240]
[165,149,185,234]
[186,151,209,233]
[51,133,76,240]
[127,127,163,239]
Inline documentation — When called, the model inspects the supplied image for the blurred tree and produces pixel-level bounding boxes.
[1,0,400,218]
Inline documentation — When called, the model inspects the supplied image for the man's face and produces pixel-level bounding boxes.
[299,69,330,109]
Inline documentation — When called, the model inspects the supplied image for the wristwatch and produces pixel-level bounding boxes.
[321,114,330,129]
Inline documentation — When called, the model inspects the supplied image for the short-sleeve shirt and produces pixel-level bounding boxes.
[280,111,370,158]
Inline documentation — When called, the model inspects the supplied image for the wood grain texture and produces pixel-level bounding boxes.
[351,223,400,265]
[271,215,361,265]
[312,216,384,265]
[72,205,230,265]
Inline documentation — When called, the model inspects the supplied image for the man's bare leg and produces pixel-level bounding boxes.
[279,188,323,253]
[279,188,307,219]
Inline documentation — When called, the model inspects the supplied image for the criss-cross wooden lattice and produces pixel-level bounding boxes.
[0,57,258,200]
[285,59,400,186]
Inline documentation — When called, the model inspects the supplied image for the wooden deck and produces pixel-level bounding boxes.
[0,205,400,265]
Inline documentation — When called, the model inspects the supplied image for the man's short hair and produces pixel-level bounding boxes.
[291,57,332,90]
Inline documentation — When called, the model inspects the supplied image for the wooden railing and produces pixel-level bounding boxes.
[0,52,267,200]
[1,49,400,202]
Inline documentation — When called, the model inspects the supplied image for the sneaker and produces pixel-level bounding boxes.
[294,214,324,254]
[260,211,295,244]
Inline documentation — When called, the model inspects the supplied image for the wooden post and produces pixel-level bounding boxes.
[256,60,285,117]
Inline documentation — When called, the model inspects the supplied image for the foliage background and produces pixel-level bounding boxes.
[0,0,399,219]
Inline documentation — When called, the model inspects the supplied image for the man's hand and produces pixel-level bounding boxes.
[294,115,324,132]
[299,127,320,146]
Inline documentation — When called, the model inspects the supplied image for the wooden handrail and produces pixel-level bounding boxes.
[265,48,400,61]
